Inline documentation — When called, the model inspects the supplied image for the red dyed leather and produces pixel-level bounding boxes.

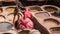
[18,18,34,29]
[17,8,34,29]
[24,8,32,18]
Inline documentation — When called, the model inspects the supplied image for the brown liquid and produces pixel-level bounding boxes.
[18,30,30,34]
[6,8,15,13]
[35,12,49,18]
[44,19,59,28]
[50,27,60,34]
[44,6,58,12]
[0,9,2,14]
[30,7,42,12]
[3,33,11,34]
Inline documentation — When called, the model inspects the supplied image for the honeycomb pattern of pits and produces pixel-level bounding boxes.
[44,18,59,28]
[0,22,13,32]
[35,12,50,18]
[5,7,15,13]
[30,6,43,12]
[50,27,60,34]
[18,30,30,34]
[44,6,58,12]
[2,33,12,34]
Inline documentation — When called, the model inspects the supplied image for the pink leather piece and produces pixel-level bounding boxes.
[18,18,34,29]
[24,8,32,18]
